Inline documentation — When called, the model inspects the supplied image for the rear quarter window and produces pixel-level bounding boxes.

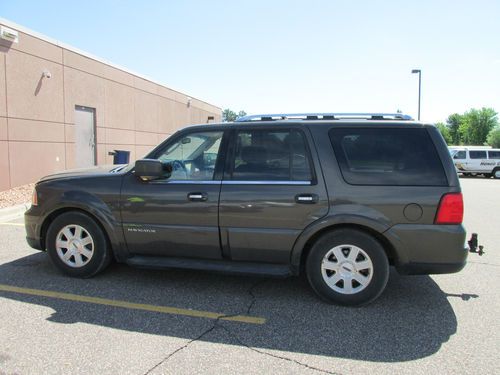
[329,128,448,186]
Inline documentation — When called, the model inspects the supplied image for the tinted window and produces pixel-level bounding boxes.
[155,131,223,180]
[453,151,466,159]
[488,151,500,159]
[469,151,487,159]
[231,129,313,181]
[329,128,447,186]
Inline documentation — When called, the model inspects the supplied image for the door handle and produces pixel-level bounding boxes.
[187,192,208,202]
[295,194,318,204]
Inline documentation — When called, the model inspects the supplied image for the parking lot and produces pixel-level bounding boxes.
[0,178,498,375]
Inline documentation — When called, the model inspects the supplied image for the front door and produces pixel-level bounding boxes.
[74,106,96,168]
[120,129,226,259]
[218,127,329,264]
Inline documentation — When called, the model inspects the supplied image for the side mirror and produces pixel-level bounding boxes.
[135,159,164,181]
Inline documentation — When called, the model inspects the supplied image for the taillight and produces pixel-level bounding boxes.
[435,193,463,224]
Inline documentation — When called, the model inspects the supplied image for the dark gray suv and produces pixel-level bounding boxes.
[25,113,468,306]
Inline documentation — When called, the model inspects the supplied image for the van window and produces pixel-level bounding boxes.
[469,151,487,159]
[329,128,447,186]
[488,151,500,159]
[454,151,466,159]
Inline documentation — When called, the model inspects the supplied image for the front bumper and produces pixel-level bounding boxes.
[385,224,468,275]
[24,206,44,251]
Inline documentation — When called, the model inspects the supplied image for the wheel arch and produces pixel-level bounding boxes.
[292,222,398,275]
[41,207,115,258]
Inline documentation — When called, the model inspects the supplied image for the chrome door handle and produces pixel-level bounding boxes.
[295,194,318,204]
[188,192,208,202]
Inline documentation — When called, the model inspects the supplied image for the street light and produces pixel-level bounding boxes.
[411,69,421,120]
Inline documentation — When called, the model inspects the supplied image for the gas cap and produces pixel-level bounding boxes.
[403,203,423,222]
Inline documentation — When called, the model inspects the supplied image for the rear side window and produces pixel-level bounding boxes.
[329,128,448,186]
[488,151,500,159]
[469,151,487,159]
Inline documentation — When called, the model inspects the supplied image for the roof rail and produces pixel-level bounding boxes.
[235,113,414,122]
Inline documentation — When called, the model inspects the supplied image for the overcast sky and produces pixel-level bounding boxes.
[2,0,499,123]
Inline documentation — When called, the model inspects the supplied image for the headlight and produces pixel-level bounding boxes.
[32,188,38,206]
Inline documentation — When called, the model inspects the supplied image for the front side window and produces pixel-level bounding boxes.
[329,128,448,186]
[230,129,313,181]
[154,131,223,180]
[469,151,487,159]
[453,151,466,159]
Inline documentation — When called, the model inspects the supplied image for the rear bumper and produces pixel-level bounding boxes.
[385,224,468,275]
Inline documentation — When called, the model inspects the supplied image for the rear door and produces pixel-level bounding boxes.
[218,126,329,264]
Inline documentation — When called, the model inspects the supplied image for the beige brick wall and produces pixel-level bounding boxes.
[0,21,221,191]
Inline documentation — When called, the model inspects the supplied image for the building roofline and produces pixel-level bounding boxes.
[0,17,221,110]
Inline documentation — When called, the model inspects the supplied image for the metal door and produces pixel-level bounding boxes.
[120,129,227,259]
[74,106,96,168]
[218,127,329,264]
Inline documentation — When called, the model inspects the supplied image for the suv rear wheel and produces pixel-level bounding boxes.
[306,229,389,306]
[46,211,112,278]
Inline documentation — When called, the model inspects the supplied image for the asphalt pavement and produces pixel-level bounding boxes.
[0,178,499,374]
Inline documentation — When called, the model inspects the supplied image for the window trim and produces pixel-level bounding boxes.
[224,127,317,184]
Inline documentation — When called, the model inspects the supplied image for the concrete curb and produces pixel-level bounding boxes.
[0,202,30,222]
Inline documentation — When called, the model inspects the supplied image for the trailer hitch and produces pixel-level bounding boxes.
[468,233,485,256]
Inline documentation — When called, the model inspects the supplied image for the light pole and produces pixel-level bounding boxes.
[411,69,421,120]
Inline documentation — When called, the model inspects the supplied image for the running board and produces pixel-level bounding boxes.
[125,256,292,278]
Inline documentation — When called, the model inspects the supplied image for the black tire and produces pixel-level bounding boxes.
[306,229,389,307]
[46,211,112,278]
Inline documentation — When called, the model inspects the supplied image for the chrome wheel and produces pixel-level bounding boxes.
[55,224,94,268]
[321,244,373,295]
[495,170,500,179]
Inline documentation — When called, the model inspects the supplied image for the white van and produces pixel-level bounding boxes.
[449,146,500,178]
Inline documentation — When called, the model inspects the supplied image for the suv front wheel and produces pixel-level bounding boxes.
[306,229,389,306]
[46,211,112,278]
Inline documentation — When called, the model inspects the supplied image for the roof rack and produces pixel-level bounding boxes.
[235,113,414,122]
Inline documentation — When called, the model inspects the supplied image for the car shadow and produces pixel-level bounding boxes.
[0,252,463,363]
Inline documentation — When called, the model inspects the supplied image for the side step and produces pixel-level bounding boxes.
[126,256,292,278]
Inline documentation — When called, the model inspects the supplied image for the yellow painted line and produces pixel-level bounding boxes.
[0,222,24,226]
[0,284,265,325]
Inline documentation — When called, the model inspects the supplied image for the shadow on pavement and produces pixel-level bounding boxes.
[0,252,463,363]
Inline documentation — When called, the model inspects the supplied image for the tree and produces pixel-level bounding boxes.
[222,109,237,122]
[487,127,500,148]
[460,107,498,145]
[435,122,452,144]
[446,113,463,145]
[222,109,247,122]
